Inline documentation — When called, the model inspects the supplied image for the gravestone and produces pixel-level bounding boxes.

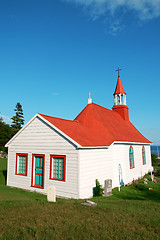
[104,179,112,196]
[81,200,97,207]
[47,186,56,202]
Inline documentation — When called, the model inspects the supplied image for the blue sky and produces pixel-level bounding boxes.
[0,0,160,145]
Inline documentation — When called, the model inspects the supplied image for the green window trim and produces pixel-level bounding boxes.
[16,153,28,176]
[129,146,135,169]
[50,155,66,182]
[142,146,146,165]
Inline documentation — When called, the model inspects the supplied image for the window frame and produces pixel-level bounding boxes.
[31,154,45,189]
[15,153,28,176]
[142,146,146,165]
[50,155,66,182]
[129,146,135,169]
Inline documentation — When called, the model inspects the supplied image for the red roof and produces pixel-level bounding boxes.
[114,76,126,95]
[39,103,151,147]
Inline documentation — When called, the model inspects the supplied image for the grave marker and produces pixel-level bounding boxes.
[104,179,112,196]
[47,186,56,202]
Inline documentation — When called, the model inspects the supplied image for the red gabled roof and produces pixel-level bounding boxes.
[39,103,151,147]
[114,76,126,95]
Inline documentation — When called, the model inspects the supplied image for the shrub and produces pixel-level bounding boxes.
[151,153,158,165]
[147,177,152,181]
[155,168,160,176]
[93,179,104,197]
[137,183,147,191]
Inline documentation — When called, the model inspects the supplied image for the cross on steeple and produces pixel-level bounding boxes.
[116,67,122,77]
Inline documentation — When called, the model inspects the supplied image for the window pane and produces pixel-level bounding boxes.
[52,157,64,180]
[18,155,26,175]
[142,147,146,164]
[129,147,134,168]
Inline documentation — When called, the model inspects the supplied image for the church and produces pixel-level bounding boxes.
[5,74,152,199]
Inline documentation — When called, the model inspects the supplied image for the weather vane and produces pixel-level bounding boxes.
[116,67,122,77]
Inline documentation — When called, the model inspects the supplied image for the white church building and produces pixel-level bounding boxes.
[5,74,152,199]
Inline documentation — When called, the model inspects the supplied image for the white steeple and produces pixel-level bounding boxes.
[88,92,92,104]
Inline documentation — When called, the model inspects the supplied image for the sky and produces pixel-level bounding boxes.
[0,0,160,145]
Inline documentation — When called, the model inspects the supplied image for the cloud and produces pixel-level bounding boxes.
[0,115,12,124]
[65,0,160,19]
[64,0,160,33]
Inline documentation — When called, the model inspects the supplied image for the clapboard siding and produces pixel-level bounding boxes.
[7,117,78,199]
[78,143,152,198]
[112,143,152,187]
[78,148,113,198]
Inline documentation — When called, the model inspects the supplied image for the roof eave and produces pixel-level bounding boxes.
[112,141,152,145]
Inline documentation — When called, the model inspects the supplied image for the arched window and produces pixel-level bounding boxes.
[129,146,135,169]
[142,146,146,165]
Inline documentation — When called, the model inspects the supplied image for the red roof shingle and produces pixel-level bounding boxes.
[39,103,151,147]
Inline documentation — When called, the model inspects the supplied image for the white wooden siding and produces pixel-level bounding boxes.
[78,148,113,199]
[112,143,152,187]
[78,143,152,199]
[7,117,78,199]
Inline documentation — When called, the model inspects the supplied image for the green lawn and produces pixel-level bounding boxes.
[0,157,160,240]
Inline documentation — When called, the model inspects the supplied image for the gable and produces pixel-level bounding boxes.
[5,114,80,148]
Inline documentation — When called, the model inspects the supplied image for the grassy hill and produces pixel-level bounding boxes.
[0,157,160,240]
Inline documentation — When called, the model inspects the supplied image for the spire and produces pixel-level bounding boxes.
[112,70,129,121]
[113,76,126,95]
[88,92,92,104]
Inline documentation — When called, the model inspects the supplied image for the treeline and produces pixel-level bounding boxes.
[0,102,24,153]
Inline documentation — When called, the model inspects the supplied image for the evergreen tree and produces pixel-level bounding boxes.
[11,102,24,134]
[0,117,12,153]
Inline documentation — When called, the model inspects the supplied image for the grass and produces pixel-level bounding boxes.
[0,157,160,240]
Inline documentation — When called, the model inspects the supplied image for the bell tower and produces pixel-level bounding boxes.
[112,68,129,121]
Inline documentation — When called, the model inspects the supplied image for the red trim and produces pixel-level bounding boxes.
[15,153,28,176]
[129,146,135,169]
[50,155,66,182]
[142,146,146,165]
[31,154,45,189]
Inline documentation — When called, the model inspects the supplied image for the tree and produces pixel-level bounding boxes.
[11,102,24,134]
[151,153,158,165]
[0,117,12,153]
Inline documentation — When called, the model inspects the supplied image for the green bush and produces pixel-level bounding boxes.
[133,182,148,191]
[147,177,152,181]
[137,183,147,191]
[155,168,160,176]
[151,153,158,165]
[93,179,104,197]
[133,181,139,188]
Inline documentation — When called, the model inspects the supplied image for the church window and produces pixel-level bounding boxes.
[129,146,135,169]
[50,155,66,181]
[16,153,28,176]
[142,146,146,165]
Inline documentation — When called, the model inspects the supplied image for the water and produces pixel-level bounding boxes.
[151,145,160,157]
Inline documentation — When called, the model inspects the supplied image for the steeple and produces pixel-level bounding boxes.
[88,92,92,104]
[113,75,126,106]
[112,70,129,121]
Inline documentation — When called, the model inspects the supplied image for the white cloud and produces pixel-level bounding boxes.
[65,0,160,19]
[64,0,160,33]
[0,115,12,124]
